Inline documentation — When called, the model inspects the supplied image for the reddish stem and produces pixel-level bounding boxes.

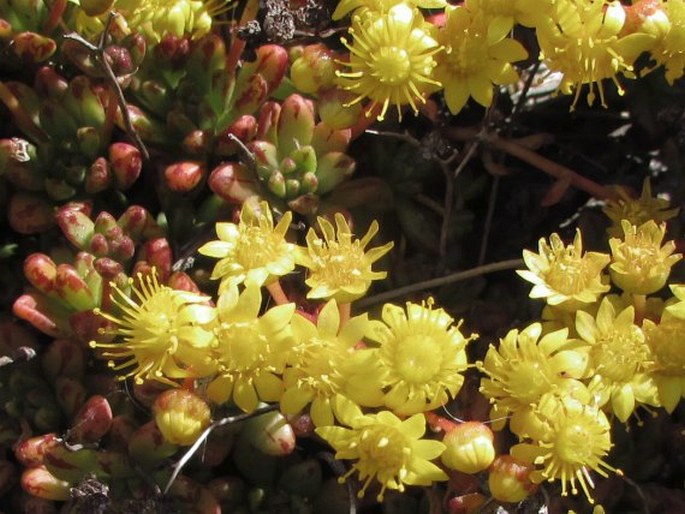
[266,280,290,305]
[226,0,260,75]
[425,411,459,433]
[43,0,68,34]
[350,104,381,140]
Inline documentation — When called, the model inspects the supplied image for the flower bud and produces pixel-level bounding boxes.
[278,94,315,155]
[21,466,71,501]
[104,45,135,76]
[441,421,496,474]
[164,160,204,192]
[24,253,57,295]
[488,455,537,503]
[153,389,211,446]
[56,204,95,248]
[15,434,60,468]
[68,395,113,444]
[109,143,142,190]
[12,32,56,63]
[215,115,258,156]
[233,73,268,115]
[85,157,112,194]
[318,89,363,130]
[252,44,289,92]
[242,410,296,456]
[290,43,339,94]
[208,162,260,204]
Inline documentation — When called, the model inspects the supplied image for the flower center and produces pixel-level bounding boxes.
[507,360,551,403]
[236,226,281,268]
[216,321,268,371]
[555,422,595,464]
[373,47,411,84]
[359,425,407,474]
[592,327,646,382]
[546,255,592,294]
[394,334,442,382]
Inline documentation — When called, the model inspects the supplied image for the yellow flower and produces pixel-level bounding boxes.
[536,0,654,109]
[433,5,528,114]
[153,389,211,446]
[643,312,685,413]
[296,213,393,303]
[206,285,295,412]
[511,394,616,503]
[666,284,685,319]
[332,0,447,20]
[479,323,587,418]
[517,230,611,311]
[91,271,217,386]
[280,300,370,427]
[647,0,685,84]
[199,200,296,293]
[115,0,231,43]
[608,220,682,295]
[575,297,658,421]
[353,299,474,415]
[465,0,554,42]
[316,395,447,501]
[603,178,679,238]
[336,3,443,121]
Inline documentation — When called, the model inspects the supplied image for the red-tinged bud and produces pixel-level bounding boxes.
[9,193,54,234]
[488,455,537,503]
[0,459,17,496]
[183,129,211,155]
[92,211,117,237]
[109,142,142,190]
[233,73,268,116]
[164,160,204,192]
[85,157,112,194]
[24,253,57,295]
[55,376,87,419]
[34,67,69,99]
[68,395,113,444]
[108,415,138,451]
[256,101,280,142]
[207,476,246,510]
[80,0,116,16]
[167,271,201,293]
[156,34,190,62]
[447,492,487,514]
[109,235,135,262]
[15,434,60,468]
[318,89,363,130]
[56,204,94,248]
[441,421,496,474]
[122,33,146,67]
[153,389,211,446]
[215,115,258,156]
[12,32,56,63]
[117,105,169,145]
[13,293,70,338]
[290,43,339,94]
[311,122,352,155]
[117,205,162,241]
[278,94,315,155]
[0,19,11,39]
[252,44,289,92]
[21,466,71,501]
[242,410,296,456]
[139,237,172,280]
[208,162,260,204]
[61,38,99,76]
[104,45,135,76]
[42,339,85,381]
[128,420,178,467]
[55,264,96,311]
[93,257,124,281]
[89,233,109,257]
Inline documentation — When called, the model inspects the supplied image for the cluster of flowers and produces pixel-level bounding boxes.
[479,180,684,502]
[325,0,685,119]
[92,199,479,501]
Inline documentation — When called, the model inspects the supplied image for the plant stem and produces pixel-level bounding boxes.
[266,280,290,305]
[356,259,524,308]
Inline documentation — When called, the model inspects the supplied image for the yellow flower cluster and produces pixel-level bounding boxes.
[480,187,683,502]
[327,0,685,117]
[91,199,477,499]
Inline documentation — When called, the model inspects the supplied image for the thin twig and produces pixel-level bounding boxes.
[163,403,278,495]
[63,14,150,160]
[355,258,524,308]
[620,473,650,514]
